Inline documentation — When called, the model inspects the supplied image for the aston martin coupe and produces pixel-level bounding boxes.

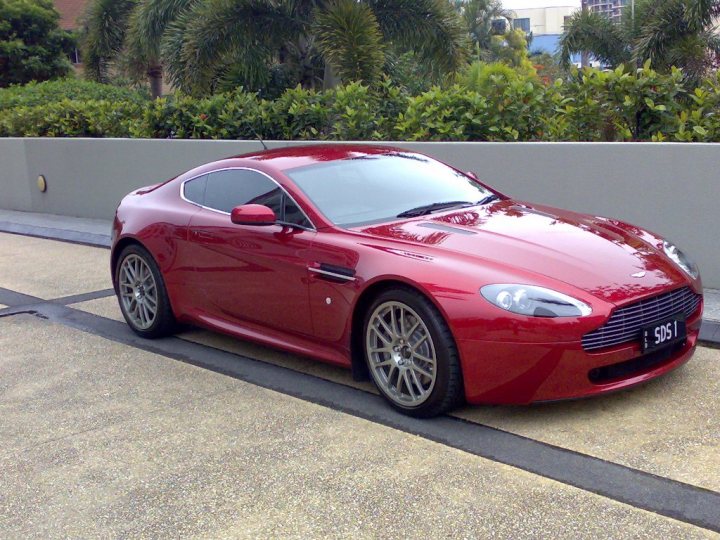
[111,145,703,417]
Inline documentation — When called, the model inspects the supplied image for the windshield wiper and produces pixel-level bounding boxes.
[396,201,474,218]
[477,194,500,206]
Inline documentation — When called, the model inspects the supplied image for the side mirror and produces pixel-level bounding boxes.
[230,204,276,226]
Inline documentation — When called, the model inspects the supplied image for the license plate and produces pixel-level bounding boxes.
[642,315,686,353]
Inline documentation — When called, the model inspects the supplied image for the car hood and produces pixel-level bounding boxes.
[356,200,688,304]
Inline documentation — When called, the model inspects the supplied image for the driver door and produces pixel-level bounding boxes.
[186,168,316,336]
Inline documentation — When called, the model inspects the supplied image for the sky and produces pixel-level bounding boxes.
[502,0,581,9]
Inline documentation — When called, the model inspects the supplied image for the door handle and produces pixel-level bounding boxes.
[191,230,216,242]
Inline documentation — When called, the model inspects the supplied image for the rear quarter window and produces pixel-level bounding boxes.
[183,175,207,205]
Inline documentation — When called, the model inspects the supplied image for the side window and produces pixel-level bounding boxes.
[204,169,282,215]
[284,197,313,229]
[183,174,207,205]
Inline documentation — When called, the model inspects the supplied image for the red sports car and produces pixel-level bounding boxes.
[111,145,703,417]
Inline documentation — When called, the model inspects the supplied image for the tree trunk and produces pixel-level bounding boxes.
[323,62,341,90]
[148,64,163,99]
[581,2,589,68]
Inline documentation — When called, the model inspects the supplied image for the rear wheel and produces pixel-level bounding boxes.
[363,288,464,417]
[116,244,176,338]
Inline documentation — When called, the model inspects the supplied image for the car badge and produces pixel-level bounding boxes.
[631,271,646,278]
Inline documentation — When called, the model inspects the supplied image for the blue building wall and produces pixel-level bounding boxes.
[530,34,581,64]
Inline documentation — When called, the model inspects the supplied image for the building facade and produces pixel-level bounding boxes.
[53,0,89,31]
[581,0,628,23]
[53,0,90,65]
[509,6,578,56]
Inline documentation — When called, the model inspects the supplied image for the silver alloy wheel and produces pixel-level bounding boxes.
[118,254,159,330]
[366,301,437,407]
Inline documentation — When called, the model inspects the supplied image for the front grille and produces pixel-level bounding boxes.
[582,287,702,351]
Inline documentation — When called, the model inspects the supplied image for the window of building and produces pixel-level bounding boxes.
[513,18,530,32]
[491,19,507,34]
[69,47,82,65]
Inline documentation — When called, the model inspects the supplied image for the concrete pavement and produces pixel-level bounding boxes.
[1,230,719,538]
[1,315,715,539]
[76,294,720,492]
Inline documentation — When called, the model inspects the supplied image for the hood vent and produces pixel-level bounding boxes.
[418,222,477,235]
[509,205,557,219]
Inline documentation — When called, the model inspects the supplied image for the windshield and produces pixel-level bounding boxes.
[286,152,495,227]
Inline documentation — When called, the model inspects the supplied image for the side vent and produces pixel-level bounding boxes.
[309,263,356,283]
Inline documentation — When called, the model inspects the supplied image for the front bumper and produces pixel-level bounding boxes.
[459,314,701,405]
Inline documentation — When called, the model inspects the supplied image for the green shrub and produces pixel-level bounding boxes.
[663,72,720,142]
[396,78,551,142]
[552,64,686,141]
[2,66,720,142]
[131,92,264,139]
[0,78,148,111]
[0,99,140,137]
[263,86,334,140]
[0,0,75,87]
[396,86,490,141]
[458,61,526,95]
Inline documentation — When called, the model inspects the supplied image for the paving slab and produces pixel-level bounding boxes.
[183,333,720,493]
[454,346,720,492]
[73,295,123,321]
[0,315,239,456]
[705,289,720,322]
[70,295,720,493]
[0,209,111,237]
[72,296,375,392]
[0,315,715,539]
[0,232,110,299]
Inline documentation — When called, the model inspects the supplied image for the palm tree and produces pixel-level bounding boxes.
[165,0,469,94]
[560,0,720,83]
[82,0,468,97]
[82,0,138,83]
[125,0,197,98]
[454,0,514,53]
[559,9,630,69]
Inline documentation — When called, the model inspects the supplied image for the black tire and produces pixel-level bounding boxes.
[115,244,176,338]
[362,287,464,418]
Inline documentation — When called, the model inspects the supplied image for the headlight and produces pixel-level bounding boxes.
[663,241,699,280]
[480,284,592,318]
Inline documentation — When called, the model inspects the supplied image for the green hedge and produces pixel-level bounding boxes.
[0,79,148,111]
[2,66,720,142]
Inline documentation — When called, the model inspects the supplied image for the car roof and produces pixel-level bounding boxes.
[236,144,408,172]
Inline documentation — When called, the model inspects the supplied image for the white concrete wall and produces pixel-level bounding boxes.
[510,6,577,35]
[0,138,718,288]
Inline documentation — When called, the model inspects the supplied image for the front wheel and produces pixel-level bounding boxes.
[363,288,464,417]
[116,244,176,338]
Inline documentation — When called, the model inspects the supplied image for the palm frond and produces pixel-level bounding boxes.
[633,0,687,69]
[684,0,720,30]
[81,0,139,81]
[314,0,385,84]
[366,0,469,76]
[559,9,630,68]
[459,0,513,49]
[162,0,300,94]
[126,0,196,66]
